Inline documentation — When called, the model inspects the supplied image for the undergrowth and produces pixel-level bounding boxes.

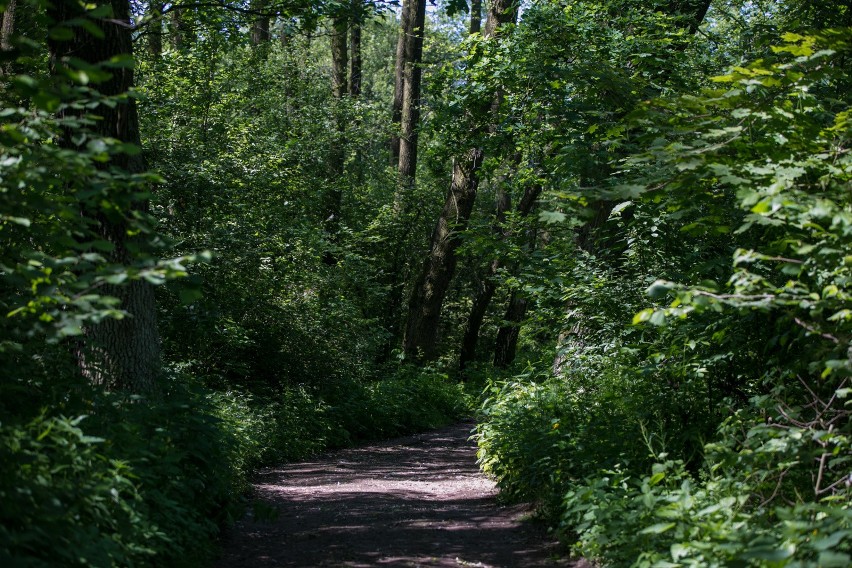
[0,368,473,567]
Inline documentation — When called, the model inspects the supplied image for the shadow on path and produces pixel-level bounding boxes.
[214,421,588,567]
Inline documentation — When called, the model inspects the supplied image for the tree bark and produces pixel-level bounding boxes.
[1,0,15,75]
[250,0,270,45]
[403,148,484,360]
[170,6,187,50]
[390,0,411,165]
[469,0,481,34]
[47,0,162,394]
[147,3,163,57]
[396,0,426,185]
[402,0,517,361]
[668,0,712,34]
[1,0,16,52]
[349,20,361,96]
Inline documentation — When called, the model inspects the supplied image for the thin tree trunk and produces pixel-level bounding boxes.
[48,0,162,394]
[402,0,517,361]
[396,0,426,185]
[492,190,542,368]
[459,261,498,369]
[469,0,481,34]
[390,0,411,165]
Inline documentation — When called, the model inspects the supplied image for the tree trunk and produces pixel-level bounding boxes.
[250,0,270,45]
[396,0,426,185]
[669,0,712,34]
[459,261,498,369]
[324,15,348,257]
[1,0,15,75]
[147,3,163,57]
[47,0,162,394]
[459,183,541,370]
[390,0,411,165]
[403,148,484,360]
[402,0,517,362]
[494,291,528,367]
[469,0,481,34]
[170,7,187,50]
[1,0,16,52]
[349,19,361,96]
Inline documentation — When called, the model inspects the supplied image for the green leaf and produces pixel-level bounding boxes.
[539,210,566,224]
[639,522,675,535]
[817,552,851,568]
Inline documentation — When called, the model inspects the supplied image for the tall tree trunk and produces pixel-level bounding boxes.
[396,0,426,185]
[469,0,481,34]
[147,2,163,57]
[1,0,16,51]
[403,148,484,360]
[250,0,270,45]
[349,19,361,96]
[324,15,348,257]
[402,0,517,361]
[390,0,411,165]
[1,0,15,75]
[459,183,541,370]
[170,6,186,50]
[47,0,162,394]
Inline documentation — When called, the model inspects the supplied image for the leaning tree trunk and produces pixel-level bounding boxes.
[47,0,162,394]
[403,148,484,360]
[459,183,541,370]
[402,0,517,361]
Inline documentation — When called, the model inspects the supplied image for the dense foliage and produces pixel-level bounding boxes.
[474,4,852,567]
[1,0,849,566]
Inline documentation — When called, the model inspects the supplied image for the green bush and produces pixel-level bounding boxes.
[0,367,471,567]
[0,414,156,567]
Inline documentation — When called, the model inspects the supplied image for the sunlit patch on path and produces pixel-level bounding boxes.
[213,421,587,567]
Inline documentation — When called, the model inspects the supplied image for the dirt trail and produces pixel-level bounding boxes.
[214,421,587,568]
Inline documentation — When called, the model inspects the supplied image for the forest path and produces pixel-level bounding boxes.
[213,421,586,568]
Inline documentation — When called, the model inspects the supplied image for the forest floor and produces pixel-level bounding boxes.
[213,420,589,568]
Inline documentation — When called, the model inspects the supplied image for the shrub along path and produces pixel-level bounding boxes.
[214,421,586,567]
